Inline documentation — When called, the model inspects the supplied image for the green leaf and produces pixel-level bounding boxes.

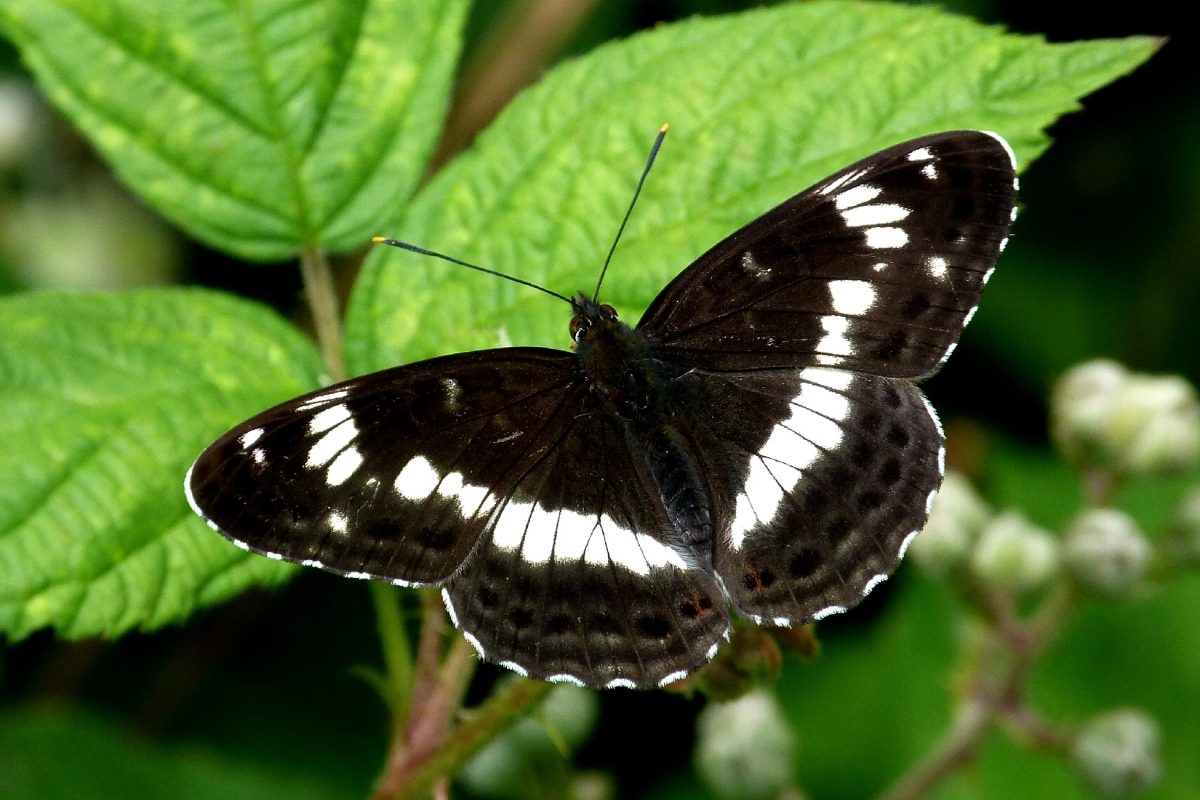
[0,706,349,800]
[0,0,470,260]
[345,1,1157,374]
[0,289,323,640]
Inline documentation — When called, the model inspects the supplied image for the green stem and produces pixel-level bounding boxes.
[394,678,555,800]
[371,582,414,720]
[298,245,345,381]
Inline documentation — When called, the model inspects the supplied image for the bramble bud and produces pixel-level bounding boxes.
[1051,360,1129,470]
[970,510,1059,595]
[1052,360,1200,477]
[458,684,599,798]
[1071,708,1161,798]
[695,690,796,800]
[1062,509,1150,597]
[910,471,992,576]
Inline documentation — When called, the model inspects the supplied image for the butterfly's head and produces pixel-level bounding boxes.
[569,293,621,350]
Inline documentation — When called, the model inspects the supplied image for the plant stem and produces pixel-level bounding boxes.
[298,245,345,381]
[371,583,414,720]
[878,583,1073,800]
[393,677,555,800]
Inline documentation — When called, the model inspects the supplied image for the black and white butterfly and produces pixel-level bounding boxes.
[186,130,1017,690]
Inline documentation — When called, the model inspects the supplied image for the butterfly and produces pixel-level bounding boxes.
[186,129,1017,690]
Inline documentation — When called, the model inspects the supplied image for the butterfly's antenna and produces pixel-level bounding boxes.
[592,123,669,302]
[371,238,573,305]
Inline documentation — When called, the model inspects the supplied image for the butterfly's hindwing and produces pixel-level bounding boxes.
[674,367,945,624]
[638,131,1017,377]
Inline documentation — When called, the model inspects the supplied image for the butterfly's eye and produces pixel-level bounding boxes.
[599,304,618,321]
[570,314,589,342]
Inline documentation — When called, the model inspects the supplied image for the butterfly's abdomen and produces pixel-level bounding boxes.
[577,317,714,564]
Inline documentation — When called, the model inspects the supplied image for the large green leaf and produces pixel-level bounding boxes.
[345,2,1157,374]
[0,0,469,260]
[0,290,323,639]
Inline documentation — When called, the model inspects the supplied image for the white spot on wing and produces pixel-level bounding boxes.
[395,456,439,500]
[815,315,853,363]
[921,163,938,181]
[729,368,853,548]
[898,529,921,560]
[490,502,687,575]
[863,573,888,596]
[812,604,847,620]
[907,146,934,162]
[864,227,909,249]
[926,255,949,278]
[833,183,881,209]
[657,669,689,687]
[308,403,352,434]
[307,417,357,467]
[297,388,349,410]
[605,678,637,690]
[841,203,910,228]
[441,588,460,627]
[547,673,586,686]
[499,660,529,677]
[828,279,876,315]
[326,447,364,486]
[326,511,348,534]
[239,428,264,448]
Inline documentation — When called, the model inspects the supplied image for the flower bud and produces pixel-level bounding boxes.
[970,510,1059,595]
[910,471,991,576]
[1071,708,1161,798]
[1062,509,1150,597]
[1051,360,1129,469]
[695,690,796,800]
[458,684,598,798]
[1109,374,1200,475]
[1052,360,1200,477]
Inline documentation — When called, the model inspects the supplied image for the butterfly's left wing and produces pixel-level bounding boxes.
[187,348,730,688]
[638,130,1018,377]
[639,131,1017,624]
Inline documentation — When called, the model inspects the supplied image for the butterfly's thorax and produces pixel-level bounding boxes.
[572,297,714,564]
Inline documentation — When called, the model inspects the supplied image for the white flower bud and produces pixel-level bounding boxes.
[1052,360,1200,477]
[1109,374,1200,476]
[910,471,992,576]
[970,510,1059,594]
[1071,708,1161,798]
[695,690,796,800]
[458,684,598,797]
[1051,360,1129,469]
[1062,509,1150,597]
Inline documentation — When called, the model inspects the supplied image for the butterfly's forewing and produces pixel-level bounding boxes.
[188,348,729,687]
[638,130,1017,376]
[187,350,582,584]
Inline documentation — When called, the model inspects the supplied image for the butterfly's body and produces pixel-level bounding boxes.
[573,295,716,566]
[187,131,1018,689]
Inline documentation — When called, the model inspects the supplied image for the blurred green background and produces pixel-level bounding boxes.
[1,1,1195,799]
